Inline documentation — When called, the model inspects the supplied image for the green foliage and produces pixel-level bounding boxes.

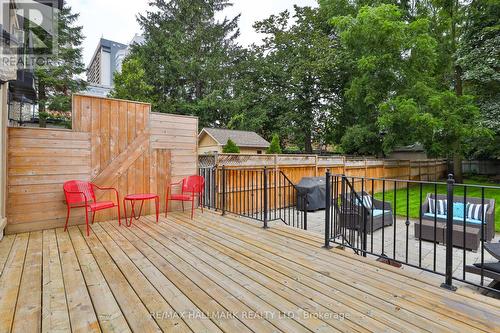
[323,1,492,169]
[35,5,86,113]
[331,4,438,155]
[113,0,241,127]
[38,111,49,120]
[458,0,500,158]
[248,6,343,152]
[222,139,240,153]
[109,0,498,161]
[111,57,153,102]
[266,134,282,154]
[379,90,491,158]
[340,125,381,155]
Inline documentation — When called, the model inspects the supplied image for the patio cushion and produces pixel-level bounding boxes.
[355,195,373,209]
[453,203,465,219]
[428,198,447,215]
[466,203,488,221]
[423,213,483,225]
[362,195,372,209]
[170,194,192,201]
[89,201,115,211]
[372,209,390,217]
[473,262,500,274]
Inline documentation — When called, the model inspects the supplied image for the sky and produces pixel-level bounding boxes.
[68,0,319,68]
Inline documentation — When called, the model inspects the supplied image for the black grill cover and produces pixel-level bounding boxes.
[296,177,326,211]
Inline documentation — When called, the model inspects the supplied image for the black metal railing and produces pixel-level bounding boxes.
[198,167,308,230]
[324,171,500,294]
[199,167,218,210]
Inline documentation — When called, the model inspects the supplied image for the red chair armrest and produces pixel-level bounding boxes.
[92,184,118,192]
[91,184,120,204]
[166,180,184,199]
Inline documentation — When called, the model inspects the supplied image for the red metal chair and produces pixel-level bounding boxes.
[63,180,121,236]
[165,175,205,219]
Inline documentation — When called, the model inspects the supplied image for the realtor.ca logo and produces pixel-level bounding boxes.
[1,0,59,68]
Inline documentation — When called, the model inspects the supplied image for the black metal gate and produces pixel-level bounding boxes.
[198,167,308,230]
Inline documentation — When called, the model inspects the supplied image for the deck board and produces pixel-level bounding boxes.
[55,228,101,333]
[12,231,43,332]
[0,234,29,332]
[0,211,499,333]
[42,229,71,333]
[110,219,253,333]
[0,234,15,275]
[100,222,222,333]
[190,213,494,332]
[134,220,338,333]
[164,214,458,332]
[118,221,277,333]
[157,216,438,332]
[80,226,161,332]
[89,224,191,333]
[67,227,130,333]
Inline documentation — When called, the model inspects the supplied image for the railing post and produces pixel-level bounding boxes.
[263,167,268,229]
[324,169,332,248]
[304,195,308,230]
[441,174,457,291]
[362,178,367,257]
[212,166,217,210]
[221,166,226,216]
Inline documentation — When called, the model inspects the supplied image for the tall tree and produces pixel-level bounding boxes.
[35,4,86,117]
[250,6,343,153]
[331,4,437,155]
[225,49,271,134]
[458,0,500,159]
[113,0,241,128]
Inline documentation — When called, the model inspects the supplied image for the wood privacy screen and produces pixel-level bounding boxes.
[6,94,197,234]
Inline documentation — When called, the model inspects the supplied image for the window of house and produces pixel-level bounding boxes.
[257,150,262,154]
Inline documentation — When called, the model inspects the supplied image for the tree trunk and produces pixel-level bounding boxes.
[453,153,463,183]
[304,131,313,154]
[454,65,463,96]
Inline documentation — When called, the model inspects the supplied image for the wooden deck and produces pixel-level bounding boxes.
[0,211,499,333]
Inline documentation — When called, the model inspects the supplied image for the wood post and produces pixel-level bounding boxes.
[315,155,318,177]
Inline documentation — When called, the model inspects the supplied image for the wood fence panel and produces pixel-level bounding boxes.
[205,155,448,212]
[150,112,198,211]
[6,95,198,234]
[6,128,91,234]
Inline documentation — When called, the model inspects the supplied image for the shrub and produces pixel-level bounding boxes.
[223,139,240,153]
[266,134,282,154]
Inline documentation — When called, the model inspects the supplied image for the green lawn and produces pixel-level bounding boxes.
[373,176,500,232]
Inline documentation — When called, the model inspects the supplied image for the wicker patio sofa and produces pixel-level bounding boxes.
[339,191,394,233]
[414,194,496,250]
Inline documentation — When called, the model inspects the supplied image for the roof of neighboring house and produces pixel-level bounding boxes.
[392,143,425,152]
[199,128,270,148]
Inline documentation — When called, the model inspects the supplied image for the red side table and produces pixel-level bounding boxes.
[123,193,159,227]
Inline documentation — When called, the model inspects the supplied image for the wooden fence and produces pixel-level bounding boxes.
[198,154,448,215]
[6,94,198,234]
[462,160,500,176]
[200,153,447,183]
